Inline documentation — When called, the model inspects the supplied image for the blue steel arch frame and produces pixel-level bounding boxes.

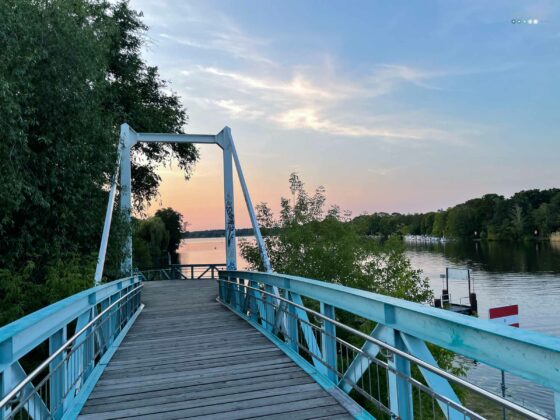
[93,123,273,286]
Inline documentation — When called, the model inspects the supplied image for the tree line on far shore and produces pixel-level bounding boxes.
[351,189,560,241]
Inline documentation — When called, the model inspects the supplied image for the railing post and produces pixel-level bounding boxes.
[82,308,95,382]
[49,327,67,419]
[231,278,241,311]
[320,303,337,383]
[286,291,299,352]
[218,273,226,301]
[264,284,275,331]
[387,328,413,420]
[249,280,259,322]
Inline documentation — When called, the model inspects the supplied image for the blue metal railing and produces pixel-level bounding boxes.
[218,270,560,419]
[0,276,142,419]
[138,263,226,281]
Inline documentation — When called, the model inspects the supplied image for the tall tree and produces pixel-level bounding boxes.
[155,208,185,262]
[105,2,198,210]
[0,0,197,324]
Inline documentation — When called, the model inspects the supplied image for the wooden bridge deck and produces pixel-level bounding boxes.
[79,280,356,419]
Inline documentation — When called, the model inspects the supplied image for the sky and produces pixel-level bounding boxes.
[132,0,560,231]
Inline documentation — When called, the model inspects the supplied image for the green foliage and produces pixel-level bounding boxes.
[133,216,169,269]
[155,208,184,262]
[353,189,560,241]
[0,263,36,326]
[45,256,96,303]
[241,173,432,303]
[0,256,96,326]
[106,2,199,211]
[240,174,464,416]
[0,0,196,325]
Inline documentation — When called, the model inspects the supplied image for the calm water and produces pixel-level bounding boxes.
[179,237,560,416]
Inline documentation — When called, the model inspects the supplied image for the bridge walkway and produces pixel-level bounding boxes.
[78,280,354,419]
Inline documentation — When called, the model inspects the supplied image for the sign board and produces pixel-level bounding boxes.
[489,304,519,327]
[446,268,470,281]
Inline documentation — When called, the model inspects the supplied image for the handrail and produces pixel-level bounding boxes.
[218,277,546,420]
[223,270,560,392]
[0,283,143,409]
[0,275,140,370]
[171,263,227,267]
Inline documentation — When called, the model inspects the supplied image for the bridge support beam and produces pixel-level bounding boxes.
[120,124,133,276]
[95,124,275,283]
[221,128,237,271]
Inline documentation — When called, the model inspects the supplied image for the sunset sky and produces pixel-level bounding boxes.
[132,0,560,231]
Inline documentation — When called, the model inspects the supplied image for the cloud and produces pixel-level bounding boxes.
[177,63,474,145]
[159,31,274,65]
[196,67,344,100]
[133,1,482,146]
[213,99,264,120]
[367,64,444,94]
[273,107,468,145]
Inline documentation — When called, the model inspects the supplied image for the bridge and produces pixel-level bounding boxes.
[1,125,560,419]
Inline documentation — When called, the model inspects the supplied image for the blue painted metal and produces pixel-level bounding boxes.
[49,327,66,419]
[219,296,375,420]
[321,303,338,383]
[220,127,237,271]
[1,362,49,419]
[400,332,463,420]
[219,271,559,419]
[290,292,327,376]
[119,123,133,275]
[0,276,141,418]
[61,303,144,420]
[0,276,139,373]
[386,328,413,420]
[226,270,560,393]
[339,325,382,393]
[264,284,275,331]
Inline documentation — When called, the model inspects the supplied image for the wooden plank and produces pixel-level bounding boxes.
[122,397,343,420]
[80,390,330,419]
[79,280,355,419]
[82,382,322,415]
[88,366,306,399]
[84,374,313,408]
[254,405,351,419]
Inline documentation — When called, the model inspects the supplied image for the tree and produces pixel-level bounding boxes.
[133,216,169,268]
[240,174,461,417]
[0,0,197,324]
[432,211,447,237]
[105,2,199,211]
[155,208,184,261]
[240,173,432,302]
[510,204,526,240]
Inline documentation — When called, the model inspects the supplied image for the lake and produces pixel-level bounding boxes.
[178,237,560,415]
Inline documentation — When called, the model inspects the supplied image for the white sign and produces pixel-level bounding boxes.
[446,268,470,281]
